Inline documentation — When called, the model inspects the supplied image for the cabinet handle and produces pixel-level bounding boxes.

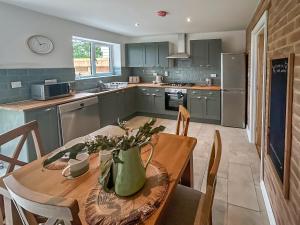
[146,93,150,96]
[142,89,147,91]
[197,96,202,99]
[44,107,54,112]
[152,93,156,96]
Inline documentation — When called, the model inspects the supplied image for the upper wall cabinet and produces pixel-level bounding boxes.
[125,44,145,67]
[125,42,170,67]
[190,39,222,67]
[144,43,158,67]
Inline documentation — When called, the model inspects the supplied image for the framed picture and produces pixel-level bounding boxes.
[267,53,294,199]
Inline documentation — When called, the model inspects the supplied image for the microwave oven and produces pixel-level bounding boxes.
[31,82,72,100]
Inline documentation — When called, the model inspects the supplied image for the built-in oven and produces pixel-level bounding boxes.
[165,88,187,111]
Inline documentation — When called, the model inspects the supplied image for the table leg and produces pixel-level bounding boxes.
[180,155,194,188]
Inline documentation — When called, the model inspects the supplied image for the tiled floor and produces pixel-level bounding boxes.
[126,116,270,225]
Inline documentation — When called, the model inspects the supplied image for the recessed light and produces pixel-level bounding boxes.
[134,23,140,27]
[186,17,191,22]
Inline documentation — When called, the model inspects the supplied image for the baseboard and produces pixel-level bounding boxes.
[246,125,252,143]
[260,181,277,225]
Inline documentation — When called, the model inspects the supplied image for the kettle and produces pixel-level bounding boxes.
[155,75,164,84]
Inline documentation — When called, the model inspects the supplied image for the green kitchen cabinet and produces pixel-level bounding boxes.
[190,39,221,67]
[188,90,221,122]
[0,106,60,163]
[125,42,170,67]
[136,87,166,114]
[137,88,153,113]
[25,107,60,158]
[204,94,221,120]
[125,44,145,67]
[190,40,209,67]
[189,95,205,119]
[99,92,118,127]
[124,88,136,117]
[144,43,158,67]
[157,42,169,67]
[208,39,222,68]
[153,94,165,115]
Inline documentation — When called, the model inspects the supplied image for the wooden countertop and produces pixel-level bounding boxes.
[0,83,220,111]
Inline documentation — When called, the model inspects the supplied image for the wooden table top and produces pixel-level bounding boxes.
[4,133,197,225]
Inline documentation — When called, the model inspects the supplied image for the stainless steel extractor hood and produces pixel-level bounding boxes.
[167,33,190,59]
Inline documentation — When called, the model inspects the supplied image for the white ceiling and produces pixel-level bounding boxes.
[1,0,259,37]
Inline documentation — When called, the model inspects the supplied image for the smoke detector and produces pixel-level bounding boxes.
[156,10,168,17]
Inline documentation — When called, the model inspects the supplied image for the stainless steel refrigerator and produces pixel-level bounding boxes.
[221,53,246,128]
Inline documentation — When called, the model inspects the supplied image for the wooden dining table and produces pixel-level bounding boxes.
[0,131,197,225]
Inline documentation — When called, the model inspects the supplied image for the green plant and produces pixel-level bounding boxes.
[43,118,165,191]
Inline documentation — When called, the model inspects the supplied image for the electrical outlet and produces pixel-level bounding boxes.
[210,74,217,78]
[11,81,22,89]
[45,79,57,84]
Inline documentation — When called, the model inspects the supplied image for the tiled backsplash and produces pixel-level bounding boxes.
[0,62,219,104]
[0,67,130,104]
[0,68,75,104]
[130,60,221,85]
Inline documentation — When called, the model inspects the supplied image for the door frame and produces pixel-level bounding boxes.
[248,11,277,225]
[247,11,268,154]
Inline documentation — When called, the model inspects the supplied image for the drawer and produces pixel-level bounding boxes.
[189,90,220,96]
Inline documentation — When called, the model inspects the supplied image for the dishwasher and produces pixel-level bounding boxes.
[58,96,100,145]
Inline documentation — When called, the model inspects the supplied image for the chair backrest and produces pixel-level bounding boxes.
[3,175,82,225]
[194,130,222,225]
[0,121,44,175]
[176,105,191,136]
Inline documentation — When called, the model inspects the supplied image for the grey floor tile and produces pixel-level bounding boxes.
[228,179,260,211]
[213,199,228,225]
[215,177,228,202]
[228,204,264,225]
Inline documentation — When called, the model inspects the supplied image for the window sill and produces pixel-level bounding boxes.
[75,74,122,81]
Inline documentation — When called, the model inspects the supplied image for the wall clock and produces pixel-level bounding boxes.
[27,35,54,55]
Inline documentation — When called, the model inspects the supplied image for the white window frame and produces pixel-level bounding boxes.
[73,37,113,78]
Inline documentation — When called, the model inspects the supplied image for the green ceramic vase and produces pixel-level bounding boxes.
[114,142,154,197]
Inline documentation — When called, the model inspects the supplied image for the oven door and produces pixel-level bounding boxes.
[165,92,187,111]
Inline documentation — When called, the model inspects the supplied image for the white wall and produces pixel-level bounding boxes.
[0,2,129,69]
[0,2,246,69]
[128,30,246,54]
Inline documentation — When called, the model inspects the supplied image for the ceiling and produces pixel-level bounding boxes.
[1,0,259,37]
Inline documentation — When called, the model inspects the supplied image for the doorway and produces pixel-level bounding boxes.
[255,32,265,157]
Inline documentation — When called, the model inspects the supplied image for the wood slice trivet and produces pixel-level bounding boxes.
[85,161,169,225]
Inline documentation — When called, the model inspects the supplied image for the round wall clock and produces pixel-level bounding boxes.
[27,35,54,55]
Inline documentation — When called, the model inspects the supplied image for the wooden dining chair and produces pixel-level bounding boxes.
[3,175,82,225]
[0,120,45,225]
[160,130,222,225]
[176,105,191,136]
[176,105,193,186]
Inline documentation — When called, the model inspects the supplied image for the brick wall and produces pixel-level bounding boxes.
[246,0,300,225]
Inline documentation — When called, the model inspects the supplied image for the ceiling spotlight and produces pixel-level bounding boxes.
[186,17,191,22]
[134,23,140,27]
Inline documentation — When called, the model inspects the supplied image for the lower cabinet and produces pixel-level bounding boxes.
[25,107,60,159]
[137,87,165,114]
[124,88,136,117]
[99,92,118,127]
[189,96,205,119]
[99,88,137,127]
[188,90,221,122]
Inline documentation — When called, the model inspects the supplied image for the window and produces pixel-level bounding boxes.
[72,38,112,77]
